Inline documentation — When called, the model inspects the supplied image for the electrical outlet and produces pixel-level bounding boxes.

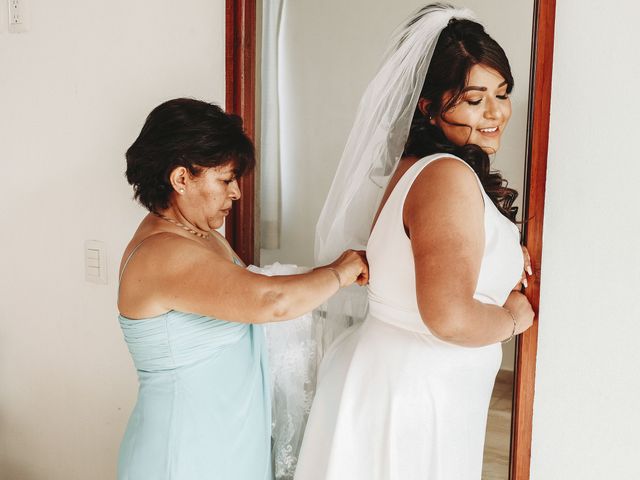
[8,0,27,33]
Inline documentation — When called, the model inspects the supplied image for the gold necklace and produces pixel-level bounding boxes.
[154,213,209,239]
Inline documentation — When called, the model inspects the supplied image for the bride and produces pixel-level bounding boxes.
[293,4,535,479]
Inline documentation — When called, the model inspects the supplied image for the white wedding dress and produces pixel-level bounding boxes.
[294,154,524,480]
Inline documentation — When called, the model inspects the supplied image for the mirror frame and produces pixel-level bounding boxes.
[224,1,556,478]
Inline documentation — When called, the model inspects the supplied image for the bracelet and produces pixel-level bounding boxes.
[501,309,517,344]
[325,267,343,288]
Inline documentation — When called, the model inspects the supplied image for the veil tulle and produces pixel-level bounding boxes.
[315,3,477,265]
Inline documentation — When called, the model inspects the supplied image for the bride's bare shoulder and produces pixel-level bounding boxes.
[404,156,483,221]
[410,156,478,196]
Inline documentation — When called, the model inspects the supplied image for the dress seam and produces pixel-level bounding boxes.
[163,312,178,478]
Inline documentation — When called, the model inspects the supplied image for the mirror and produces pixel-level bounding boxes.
[253,1,541,478]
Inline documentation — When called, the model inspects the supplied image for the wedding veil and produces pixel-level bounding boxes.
[314,3,477,265]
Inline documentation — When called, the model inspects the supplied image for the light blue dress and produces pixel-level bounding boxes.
[117,257,272,480]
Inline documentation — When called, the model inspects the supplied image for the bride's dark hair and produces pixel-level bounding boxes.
[404,18,519,221]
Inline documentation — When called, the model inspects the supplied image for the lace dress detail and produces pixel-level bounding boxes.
[248,263,320,479]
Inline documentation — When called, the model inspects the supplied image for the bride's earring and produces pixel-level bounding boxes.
[427,110,437,126]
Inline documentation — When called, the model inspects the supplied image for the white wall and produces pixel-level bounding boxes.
[0,1,225,478]
[530,1,640,478]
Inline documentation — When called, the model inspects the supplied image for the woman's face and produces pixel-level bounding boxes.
[433,64,512,154]
[182,162,241,231]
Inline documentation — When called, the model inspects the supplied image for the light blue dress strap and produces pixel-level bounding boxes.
[117,232,172,304]
[119,235,157,284]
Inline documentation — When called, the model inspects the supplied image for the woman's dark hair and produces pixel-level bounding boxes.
[125,98,255,212]
[404,17,519,221]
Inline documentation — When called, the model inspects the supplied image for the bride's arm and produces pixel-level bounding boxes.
[404,158,532,347]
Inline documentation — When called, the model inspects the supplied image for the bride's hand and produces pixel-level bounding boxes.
[514,245,534,290]
[328,250,370,287]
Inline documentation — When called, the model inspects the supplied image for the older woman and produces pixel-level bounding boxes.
[116,98,367,480]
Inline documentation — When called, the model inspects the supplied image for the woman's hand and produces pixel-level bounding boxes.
[515,245,534,290]
[327,250,370,287]
[506,246,535,335]
[503,290,534,335]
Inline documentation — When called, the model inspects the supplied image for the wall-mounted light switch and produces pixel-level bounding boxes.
[8,0,27,33]
[85,240,107,284]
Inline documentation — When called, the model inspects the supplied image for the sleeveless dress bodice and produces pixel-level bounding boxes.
[294,154,523,480]
[367,154,523,334]
[117,260,271,480]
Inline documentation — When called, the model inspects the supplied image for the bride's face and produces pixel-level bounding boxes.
[433,64,512,154]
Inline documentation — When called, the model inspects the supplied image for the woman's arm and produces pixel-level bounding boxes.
[404,158,532,347]
[119,233,368,324]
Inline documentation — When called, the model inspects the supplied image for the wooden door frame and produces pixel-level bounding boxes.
[225,0,258,265]
[224,1,556,478]
[510,1,555,478]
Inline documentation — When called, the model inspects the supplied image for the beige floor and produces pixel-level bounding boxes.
[482,369,513,480]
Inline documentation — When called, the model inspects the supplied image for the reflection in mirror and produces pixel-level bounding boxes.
[259,1,535,478]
